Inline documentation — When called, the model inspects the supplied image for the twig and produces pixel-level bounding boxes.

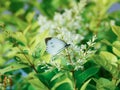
[17,46,38,73]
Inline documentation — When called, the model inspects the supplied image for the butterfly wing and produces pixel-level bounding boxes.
[45,37,67,55]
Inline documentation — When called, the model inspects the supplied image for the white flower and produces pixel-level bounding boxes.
[37,0,96,70]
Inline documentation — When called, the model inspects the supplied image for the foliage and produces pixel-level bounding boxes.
[0,0,120,90]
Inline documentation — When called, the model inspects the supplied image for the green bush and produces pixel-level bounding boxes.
[0,0,120,90]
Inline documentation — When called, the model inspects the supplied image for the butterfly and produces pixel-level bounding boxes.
[45,37,70,55]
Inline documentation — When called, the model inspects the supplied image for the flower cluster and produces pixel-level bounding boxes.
[38,0,87,41]
[38,0,96,70]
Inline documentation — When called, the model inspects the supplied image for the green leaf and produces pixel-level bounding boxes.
[9,1,24,12]
[0,57,6,66]
[113,47,120,57]
[112,41,120,57]
[36,67,58,87]
[50,72,74,90]
[40,54,51,63]
[80,79,91,90]
[96,78,116,90]
[76,66,100,88]
[15,54,30,64]
[51,82,73,90]
[113,41,120,51]
[15,8,25,16]
[0,63,28,74]
[111,25,120,39]
[92,52,119,78]
[31,30,49,58]
[26,12,35,23]
[1,15,27,29]
[27,72,49,90]
[32,41,46,58]
[23,25,32,35]
[28,85,36,90]
[31,22,39,30]
[0,33,5,43]
[9,32,27,46]
[4,47,18,59]
[100,51,118,67]
[101,39,112,46]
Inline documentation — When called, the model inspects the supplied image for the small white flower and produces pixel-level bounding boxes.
[37,0,96,70]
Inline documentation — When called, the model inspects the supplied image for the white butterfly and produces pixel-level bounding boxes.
[45,37,70,55]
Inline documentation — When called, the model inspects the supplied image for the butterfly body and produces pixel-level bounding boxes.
[45,37,70,55]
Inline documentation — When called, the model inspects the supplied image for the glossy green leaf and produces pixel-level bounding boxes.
[92,52,119,78]
[0,63,28,74]
[113,41,120,51]
[100,51,118,67]
[9,32,27,46]
[111,25,120,39]
[76,66,100,88]
[112,41,120,57]
[96,78,116,90]
[50,72,74,90]
[36,67,58,87]
[113,47,120,57]
[28,85,36,90]
[51,82,73,90]
[27,72,49,90]
[80,79,91,90]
